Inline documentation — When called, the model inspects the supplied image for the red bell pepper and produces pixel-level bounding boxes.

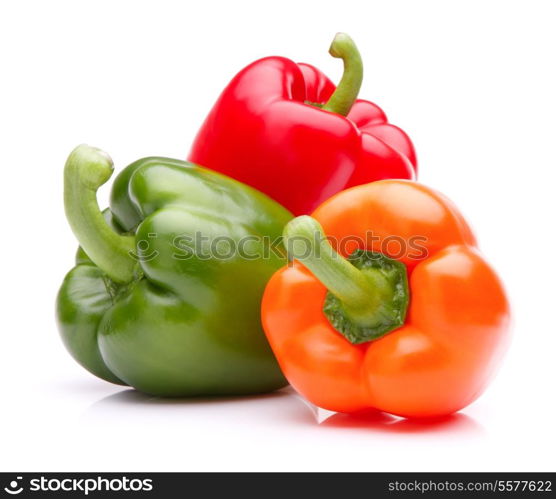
[189,34,417,215]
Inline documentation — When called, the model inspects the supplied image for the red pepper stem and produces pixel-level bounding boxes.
[321,33,363,116]
[283,216,388,327]
[64,145,136,283]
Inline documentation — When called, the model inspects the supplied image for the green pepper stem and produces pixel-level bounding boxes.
[321,33,363,116]
[64,145,136,283]
[283,216,388,327]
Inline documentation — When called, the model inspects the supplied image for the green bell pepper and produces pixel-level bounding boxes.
[56,145,292,396]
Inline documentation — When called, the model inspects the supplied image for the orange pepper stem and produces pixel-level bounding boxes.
[321,33,363,117]
[283,216,392,329]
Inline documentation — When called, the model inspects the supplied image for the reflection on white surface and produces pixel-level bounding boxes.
[0,373,540,472]
[83,386,484,436]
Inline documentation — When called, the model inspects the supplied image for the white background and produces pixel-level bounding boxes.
[1,0,555,472]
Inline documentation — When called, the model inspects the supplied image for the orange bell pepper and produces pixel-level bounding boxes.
[262,180,510,418]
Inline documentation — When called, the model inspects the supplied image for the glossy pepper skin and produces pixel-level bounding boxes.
[262,180,510,418]
[189,34,416,216]
[57,145,291,396]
